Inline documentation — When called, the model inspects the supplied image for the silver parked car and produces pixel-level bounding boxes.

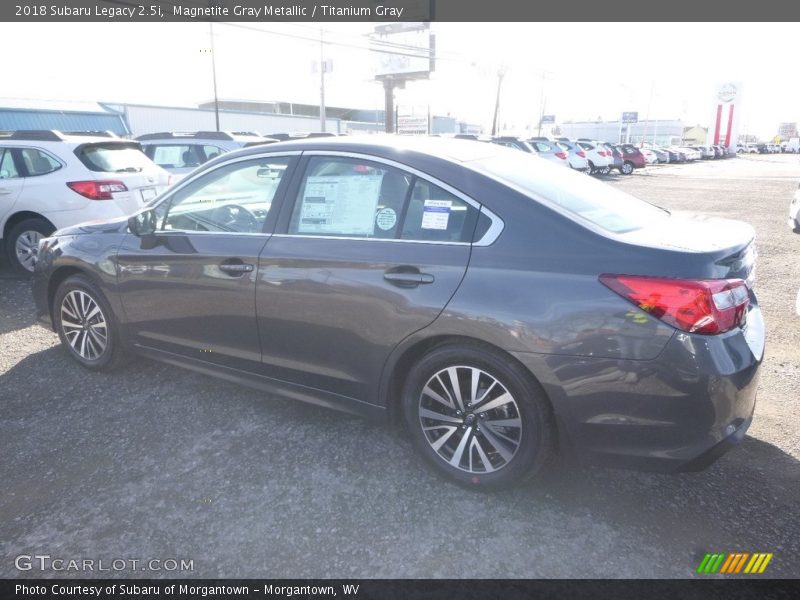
[138,131,277,178]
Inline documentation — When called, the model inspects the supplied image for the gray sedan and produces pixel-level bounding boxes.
[33,137,763,489]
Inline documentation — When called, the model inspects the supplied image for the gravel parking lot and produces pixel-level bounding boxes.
[1,153,798,579]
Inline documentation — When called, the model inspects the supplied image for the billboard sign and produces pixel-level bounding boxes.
[397,115,428,135]
[622,111,638,123]
[372,23,433,80]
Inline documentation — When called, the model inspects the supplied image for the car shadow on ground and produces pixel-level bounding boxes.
[0,273,38,336]
[2,342,798,577]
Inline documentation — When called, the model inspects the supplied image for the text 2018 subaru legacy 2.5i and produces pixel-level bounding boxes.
[32,137,764,489]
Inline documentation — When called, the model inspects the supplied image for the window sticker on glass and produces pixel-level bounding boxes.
[375,207,397,231]
[298,174,383,235]
[421,199,452,230]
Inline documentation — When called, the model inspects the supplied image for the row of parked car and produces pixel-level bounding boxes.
[738,142,793,154]
[452,135,648,176]
[640,144,735,163]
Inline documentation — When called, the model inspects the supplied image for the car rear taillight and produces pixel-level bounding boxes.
[577,150,586,158]
[597,150,606,157]
[67,180,128,200]
[555,152,567,160]
[599,274,749,335]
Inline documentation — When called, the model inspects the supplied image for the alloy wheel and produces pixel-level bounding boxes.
[418,366,522,474]
[60,290,108,361]
[15,230,42,272]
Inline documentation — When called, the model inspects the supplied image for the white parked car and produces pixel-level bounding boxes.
[555,140,590,172]
[575,139,612,174]
[677,147,701,161]
[790,184,800,232]
[695,146,715,159]
[640,148,658,164]
[0,130,170,274]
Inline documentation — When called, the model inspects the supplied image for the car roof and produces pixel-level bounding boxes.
[0,130,132,145]
[226,135,507,164]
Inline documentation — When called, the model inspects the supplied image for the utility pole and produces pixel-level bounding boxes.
[491,66,506,137]
[384,78,395,133]
[209,22,220,132]
[319,28,327,132]
[537,71,546,136]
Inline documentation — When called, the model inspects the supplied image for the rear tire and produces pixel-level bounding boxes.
[402,343,556,490]
[5,218,54,276]
[620,161,634,175]
[53,275,128,371]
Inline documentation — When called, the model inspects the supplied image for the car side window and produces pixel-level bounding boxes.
[203,145,224,161]
[19,148,61,176]
[149,144,207,169]
[162,157,290,234]
[288,157,411,239]
[0,149,20,179]
[401,179,478,243]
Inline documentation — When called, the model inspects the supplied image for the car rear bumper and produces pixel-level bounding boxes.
[512,303,764,473]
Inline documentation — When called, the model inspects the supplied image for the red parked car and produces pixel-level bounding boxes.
[616,144,647,175]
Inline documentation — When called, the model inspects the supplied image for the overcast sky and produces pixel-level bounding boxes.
[1,22,796,138]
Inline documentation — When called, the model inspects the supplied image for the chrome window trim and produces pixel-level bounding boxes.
[271,233,470,246]
[296,150,504,246]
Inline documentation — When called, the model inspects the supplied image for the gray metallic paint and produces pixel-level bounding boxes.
[32,137,765,472]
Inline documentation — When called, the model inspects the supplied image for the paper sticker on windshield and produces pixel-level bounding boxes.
[421,200,451,230]
[376,207,397,231]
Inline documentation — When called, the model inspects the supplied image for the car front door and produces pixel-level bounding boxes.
[116,153,297,370]
[255,153,479,407]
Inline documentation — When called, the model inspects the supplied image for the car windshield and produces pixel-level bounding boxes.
[472,152,669,233]
[77,143,155,173]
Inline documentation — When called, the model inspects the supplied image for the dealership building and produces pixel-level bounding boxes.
[558,119,685,146]
[0,98,476,138]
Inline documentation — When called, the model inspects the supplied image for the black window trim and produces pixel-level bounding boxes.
[8,146,64,178]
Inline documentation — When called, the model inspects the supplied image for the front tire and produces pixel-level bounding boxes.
[402,343,555,490]
[53,275,128,371]
[5,218,55,276]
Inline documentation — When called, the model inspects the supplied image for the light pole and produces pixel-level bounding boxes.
[209,23,220,132]
[319,28,327,132]
[491,66,507,137]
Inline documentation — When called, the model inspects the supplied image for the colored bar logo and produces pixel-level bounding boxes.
[696,552,773,574]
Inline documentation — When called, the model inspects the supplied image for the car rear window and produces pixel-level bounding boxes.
[76,143,155,173]
[472,152,669,234]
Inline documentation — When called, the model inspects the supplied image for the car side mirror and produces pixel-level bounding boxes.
[128,209,158,237]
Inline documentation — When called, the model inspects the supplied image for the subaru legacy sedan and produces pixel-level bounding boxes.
[32,137,764,489]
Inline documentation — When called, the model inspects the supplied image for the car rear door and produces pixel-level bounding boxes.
[0,148,24,224]
[254,153,479,406]
[116,152,298,371]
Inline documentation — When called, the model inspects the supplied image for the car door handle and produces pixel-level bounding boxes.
[218,262,254,275]
[383,269,435,287]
